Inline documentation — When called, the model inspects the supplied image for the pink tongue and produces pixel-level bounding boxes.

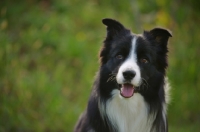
[120,84,134,98]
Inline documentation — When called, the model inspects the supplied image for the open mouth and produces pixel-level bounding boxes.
[120,83,135,98]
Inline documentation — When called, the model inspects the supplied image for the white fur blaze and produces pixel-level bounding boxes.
[116,37,141,86]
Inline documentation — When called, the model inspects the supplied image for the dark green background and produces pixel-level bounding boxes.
[1,0,200,131]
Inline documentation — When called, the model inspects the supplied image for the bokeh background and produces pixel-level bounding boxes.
[1,0,200,131]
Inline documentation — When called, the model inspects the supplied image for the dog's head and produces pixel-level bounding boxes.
[99,18,172,98]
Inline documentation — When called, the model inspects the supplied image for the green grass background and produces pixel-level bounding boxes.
[1,0,200,131]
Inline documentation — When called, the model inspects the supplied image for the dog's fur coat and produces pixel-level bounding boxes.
[74,18,172,132]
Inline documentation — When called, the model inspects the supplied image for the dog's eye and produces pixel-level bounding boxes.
[140,58,148,63]
[116,55,123,59]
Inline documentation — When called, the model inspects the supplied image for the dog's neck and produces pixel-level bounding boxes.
[100,90,154,132]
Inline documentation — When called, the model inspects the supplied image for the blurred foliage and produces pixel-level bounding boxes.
[0,0,200,132]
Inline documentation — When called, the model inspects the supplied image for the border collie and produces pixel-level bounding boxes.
[74,18,172,132]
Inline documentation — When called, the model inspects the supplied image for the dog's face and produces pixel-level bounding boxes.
[100,18,172,98]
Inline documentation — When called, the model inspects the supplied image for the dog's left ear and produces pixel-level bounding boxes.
[144,28,172,45]
[144,28,172,73]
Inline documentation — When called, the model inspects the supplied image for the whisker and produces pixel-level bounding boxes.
[107,74,117,82]
[141,78,150,91]
[109,72,117,75]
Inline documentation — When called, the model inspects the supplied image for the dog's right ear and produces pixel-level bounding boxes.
[100,18,129,65]
[102,18,126,39]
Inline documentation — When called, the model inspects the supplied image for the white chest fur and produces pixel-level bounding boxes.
[104,90,154,132]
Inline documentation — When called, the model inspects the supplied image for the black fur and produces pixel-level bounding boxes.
[74,18,172,132]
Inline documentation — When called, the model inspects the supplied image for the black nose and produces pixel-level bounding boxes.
[123,70,136,80]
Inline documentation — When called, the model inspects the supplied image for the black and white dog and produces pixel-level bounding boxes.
[75,18,172,132]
